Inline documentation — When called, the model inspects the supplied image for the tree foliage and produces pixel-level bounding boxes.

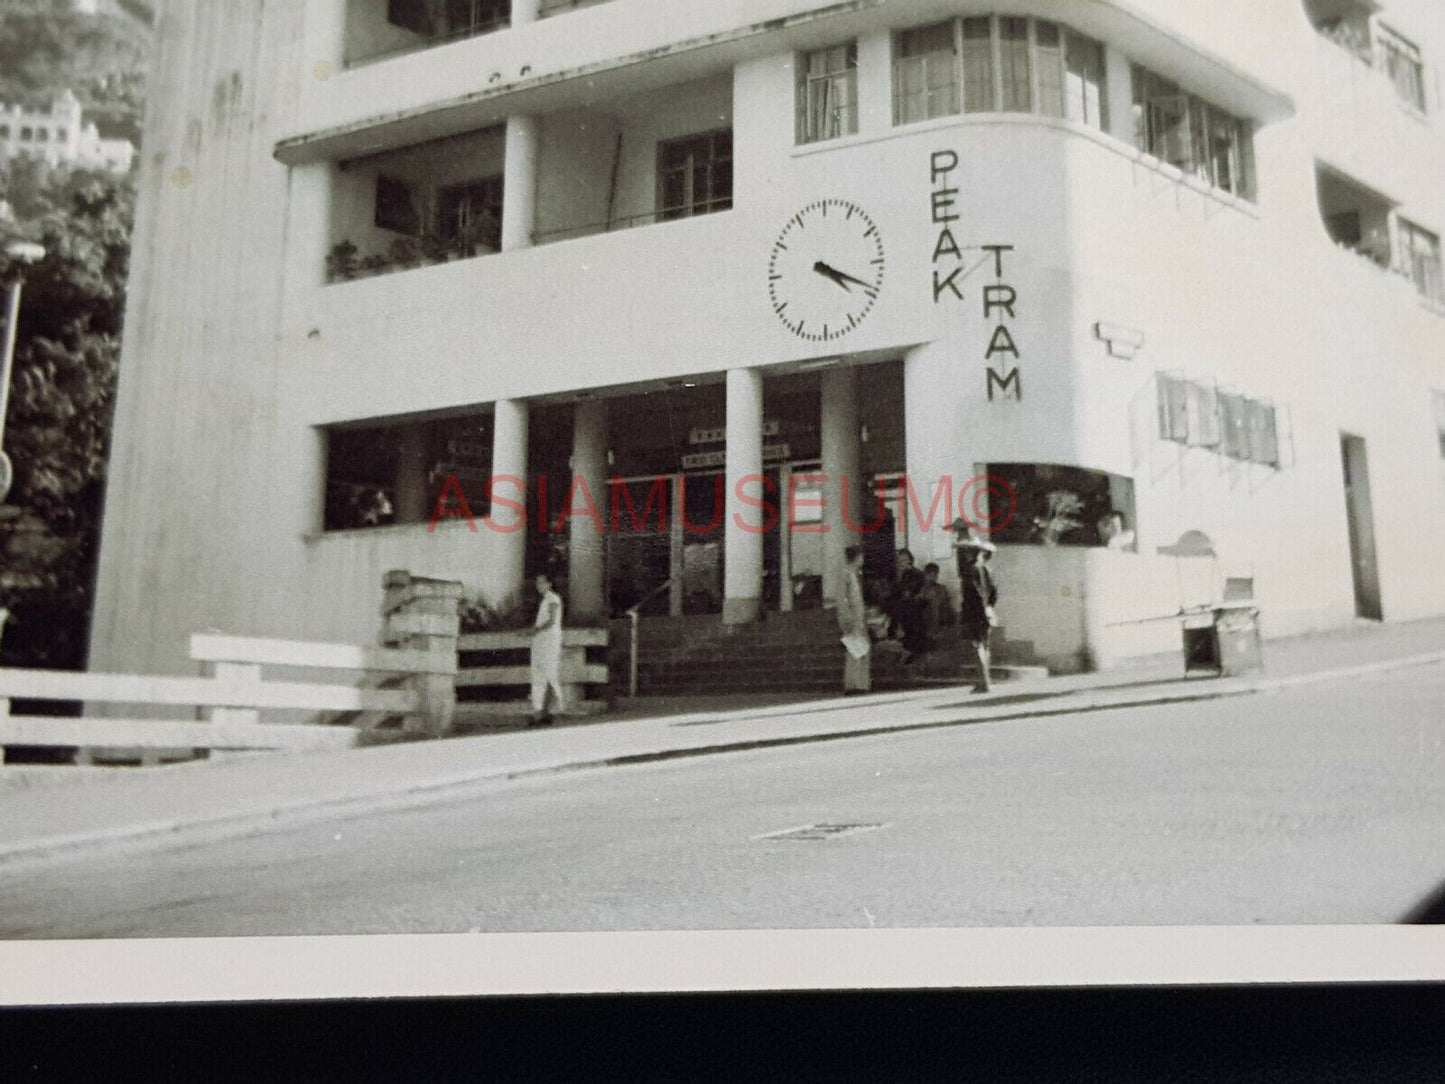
[1,165,134,668]
[0,0,150,142]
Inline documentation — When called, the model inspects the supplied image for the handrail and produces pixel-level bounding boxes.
[625,576,679,697]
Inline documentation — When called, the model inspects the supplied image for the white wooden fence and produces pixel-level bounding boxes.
[456,627,610,717]
[0,633,458,762]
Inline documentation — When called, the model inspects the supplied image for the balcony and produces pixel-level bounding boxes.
[343,0,618,68]
[324,73,732,282]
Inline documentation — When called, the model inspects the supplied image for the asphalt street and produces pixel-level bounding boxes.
[2,662,1443,937]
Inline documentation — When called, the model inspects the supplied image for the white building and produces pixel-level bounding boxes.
[0,90,135,173]
[91,0,1445,680]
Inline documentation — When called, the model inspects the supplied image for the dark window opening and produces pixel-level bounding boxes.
[375,174,421,235]
[436,176,503,251]
[657,129,733,221]
[984,463,1137,550]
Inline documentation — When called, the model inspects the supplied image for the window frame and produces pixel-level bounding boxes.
[436,174,504,250]
[1376,23,1427,113]
[1397,217,1444,304]
[1132,64,1254,199]
[797,42,859,144]
[655,128,734,221]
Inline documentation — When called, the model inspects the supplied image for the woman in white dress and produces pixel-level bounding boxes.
[529,572,566,726]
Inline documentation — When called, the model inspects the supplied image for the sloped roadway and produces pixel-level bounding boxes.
[1,662,1443,937]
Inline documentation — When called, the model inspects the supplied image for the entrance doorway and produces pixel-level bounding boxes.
[1340,434,1382,620]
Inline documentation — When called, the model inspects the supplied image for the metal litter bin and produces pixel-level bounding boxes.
[1181,604,1263,677]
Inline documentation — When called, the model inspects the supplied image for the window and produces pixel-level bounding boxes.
[1398,219,1444,304]
[1133,66,1253,198]
[998,16,1032,112]
[324,414,494,532]
[983,464,1137,549]
[656,129,733,220]
[444,0,510,37]
[35,128,48,142]
[1158,374,1278,466]
[19,127,31,140]
[891,16,1106,131]
[0,126,9,139]
[1433,391,1445,460]
[1377,24,1426,112]
[797,43,858,144]
[374,174,421,236]
[387,0,435,35]
[894,22,958,124]
[436,176,503,251]
[961,17,995,112]
[1064,30,1105,127]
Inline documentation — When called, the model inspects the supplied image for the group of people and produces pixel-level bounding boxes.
[836,520,1001,697]
[525,521,1002,726]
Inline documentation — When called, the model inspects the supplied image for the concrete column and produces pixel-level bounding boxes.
[395,424,430,525]
[723,367,765,625]
[856,30,894,134]
[568,398,608,623]
[904,343,962,591]
[502,115,539,252]
[1103,45,1136,146]
[382,571,462,738]
[511,0,541,26]
[303,0,348,76]
[820,366,861,608]
[491,399,529,606]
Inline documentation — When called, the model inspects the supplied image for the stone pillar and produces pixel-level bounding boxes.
[1103,45,1136,146]
[723,367,765,625]
[491,399,529,607]
[568,398,608,623]
[502,115,539,252]
[511,0,541,25]
[382,570,462,738]
[820,366,861,608]
[904,343,961,590]
[395,423,430,525]
[856,30,894,134]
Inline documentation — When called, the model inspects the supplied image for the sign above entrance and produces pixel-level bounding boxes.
[689,421,780,446]
[681,443,791,471]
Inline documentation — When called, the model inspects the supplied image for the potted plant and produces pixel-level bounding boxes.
[326,239,359,281]
[1033,490,1086,546]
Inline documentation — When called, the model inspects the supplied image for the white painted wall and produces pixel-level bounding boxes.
[92,0,1445,682]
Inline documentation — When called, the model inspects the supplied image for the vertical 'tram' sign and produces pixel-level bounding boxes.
[929,150,1022,402]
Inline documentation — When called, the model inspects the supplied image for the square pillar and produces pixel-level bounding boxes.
[904,342,962,590]
[723,367,765,625]
[568,398,608,622]
[856,30,894,135]
[512,0,540,26]
[491,398,529,606]
[502,115,539,252]
[820,366,861,607]
[1103,45,1136,146]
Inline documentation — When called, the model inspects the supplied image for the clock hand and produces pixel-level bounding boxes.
[814,260,873,292]
[812,260,853,292]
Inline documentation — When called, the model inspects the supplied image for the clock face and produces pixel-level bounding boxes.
[768,198,885,343]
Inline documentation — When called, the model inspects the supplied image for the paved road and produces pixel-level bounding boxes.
[2,663,1444,937]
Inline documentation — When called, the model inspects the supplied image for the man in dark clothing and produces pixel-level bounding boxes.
[953,526,999,693]
[890,549,928,662]
[918,562,953,651]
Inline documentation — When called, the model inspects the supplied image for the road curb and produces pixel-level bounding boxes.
[2,648,1443,869]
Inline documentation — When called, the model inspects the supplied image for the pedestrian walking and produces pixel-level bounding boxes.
[952,523,999,693]
[529,571,566,726]
[837,545,872,695]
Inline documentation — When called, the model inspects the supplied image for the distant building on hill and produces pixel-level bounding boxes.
[0,89,134,173]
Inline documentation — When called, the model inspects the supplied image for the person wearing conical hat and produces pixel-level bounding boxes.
[951,520,999,693]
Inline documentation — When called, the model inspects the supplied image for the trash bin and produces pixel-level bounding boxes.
[1181,605,1262,677]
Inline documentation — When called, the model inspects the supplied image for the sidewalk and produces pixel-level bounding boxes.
[3,616,1445,867]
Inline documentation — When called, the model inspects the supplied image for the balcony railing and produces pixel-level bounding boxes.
[534,198,733,245]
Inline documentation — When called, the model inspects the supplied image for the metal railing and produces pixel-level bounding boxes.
[624,576,679,697]
[534,200,733,245]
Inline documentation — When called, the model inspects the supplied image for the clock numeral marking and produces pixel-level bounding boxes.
[870,258,884,265]
[769,274,782,281]
[864,226,876,238]
[775,242,788,252]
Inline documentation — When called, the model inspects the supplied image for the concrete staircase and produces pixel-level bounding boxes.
[612,609,1047,696]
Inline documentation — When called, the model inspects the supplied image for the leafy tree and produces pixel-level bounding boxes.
[0,0,150,143]
[1,165,134,669]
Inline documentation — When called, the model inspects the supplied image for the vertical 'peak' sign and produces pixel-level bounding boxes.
[929,150,1022,402]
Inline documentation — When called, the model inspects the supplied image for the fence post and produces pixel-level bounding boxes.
[382,570,462,738]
